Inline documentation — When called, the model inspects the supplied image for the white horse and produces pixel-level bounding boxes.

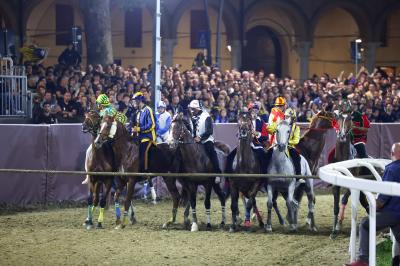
[266,120,298,232]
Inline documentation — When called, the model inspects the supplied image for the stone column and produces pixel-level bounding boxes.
[162,38,177,67]
[364,42,380,73]
[296,41,311,82]
[230,40,242,70]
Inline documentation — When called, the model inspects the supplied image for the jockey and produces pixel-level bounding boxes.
[188,99,221,173]
[156,101,172,143]
[131,92,156,173]
[96,94,127,138]
[284,108,302,177]
[268,96,286,145]
[248,102,275,173]
[351,109,370,159]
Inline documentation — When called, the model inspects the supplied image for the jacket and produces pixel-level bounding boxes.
[133,105,156,143]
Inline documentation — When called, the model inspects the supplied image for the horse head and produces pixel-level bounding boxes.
[168,113,193,149]
[237,111,253,140]
[335,112,352,143]
[82,110,101,136]
[94,116,114,149]
[311,110,335,130]
[276,120,291,152]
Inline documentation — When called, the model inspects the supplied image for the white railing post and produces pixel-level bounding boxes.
[350,188,360,262]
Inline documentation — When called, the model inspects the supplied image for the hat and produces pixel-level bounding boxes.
[157,101,166,109]
[133,91,145,102]
[188,100,201,110]
[275,96,286,106]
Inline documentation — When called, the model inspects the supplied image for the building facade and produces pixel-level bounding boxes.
[0,0,399,80]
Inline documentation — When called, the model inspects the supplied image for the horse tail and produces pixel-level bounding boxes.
[215,141,230,155]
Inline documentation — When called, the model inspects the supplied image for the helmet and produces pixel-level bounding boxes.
[96,94,110,107]
[133,91,146,102]
[157,101,166,109]
[188,100,201,110]
[275,96,286,106]
[284,108,297,119]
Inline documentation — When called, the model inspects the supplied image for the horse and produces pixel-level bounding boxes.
[226,111,267,232]
[169,114,229,231]
[94,115,182,230]
[329,112,369,239]
[81,110,116,229]
[293,110,336,232]
[265,120,299,232]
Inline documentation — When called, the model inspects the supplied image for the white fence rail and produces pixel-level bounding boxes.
[319,158,400,266]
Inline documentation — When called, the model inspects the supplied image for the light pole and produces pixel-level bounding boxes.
[151,0,161,109]
[355,38,362,75]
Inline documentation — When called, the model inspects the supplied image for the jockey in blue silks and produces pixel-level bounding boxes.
[131,92,157,172]
[156,101,172,143]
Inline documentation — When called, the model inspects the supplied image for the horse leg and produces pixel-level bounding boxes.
[88,181,100,230]
[330,186,341,239]
[118,177,136,229]
[189,184,199,232]
[97,178,113,229]
[304,179,317,232]
[287,180,298,232]
[212,182,226,228]
[204,182,213,230]
[229,184,240,233]
[359,192,369,214]
[272,189,285,226]
[148,177,157,205]
[84,179,94,228]
[248,181,263,228]
[252,197,264,228]
[162,177,180,229]
[265,184,273,232]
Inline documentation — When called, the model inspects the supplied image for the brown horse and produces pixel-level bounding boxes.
[292,110,336,231]
[81,111,116,229]
[169,114,229,231]
[226,111,266,232]
[94,116,182,229]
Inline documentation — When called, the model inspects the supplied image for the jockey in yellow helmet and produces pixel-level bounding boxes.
[96,94,127,138]
[268,96,286,145]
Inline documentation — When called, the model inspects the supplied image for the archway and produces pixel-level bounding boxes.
[242,26,282,76]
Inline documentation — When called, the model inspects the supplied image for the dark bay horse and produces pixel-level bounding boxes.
[226,112,266,232]
[94,116,182,229]
[329,112,369,239]
[169,114,229,231]
[292,110,336,231]
[81,111,115,229]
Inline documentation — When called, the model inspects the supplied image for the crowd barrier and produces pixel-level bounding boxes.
[0,123,399,205]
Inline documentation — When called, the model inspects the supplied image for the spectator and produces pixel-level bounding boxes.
[345,142,400,266]
[58,44,81,68]
[215,108,229,123]
[58,91,78,123]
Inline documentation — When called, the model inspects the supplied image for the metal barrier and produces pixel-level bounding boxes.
[0,74,29,117]
[319,158,400,266]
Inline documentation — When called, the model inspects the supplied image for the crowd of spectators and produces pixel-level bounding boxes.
[29,56,400,124]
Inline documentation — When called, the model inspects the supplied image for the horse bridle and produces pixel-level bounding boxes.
[83,112,101,136]
[172,120,195,145]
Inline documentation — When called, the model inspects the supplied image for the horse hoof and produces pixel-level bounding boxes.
[229,226,238,233]
[96,223,103,229]
[86,222,94,230]
[330,231,339,240]
[130,216,137,225]
[219,222,225,229]
[191,222,199,232]
[162,222,170,229]
[289,224,297,232]
[251,213,257,222]
[306,218,311,226]
[115,224,124,230]
[264,225,272,233]
[310,226,318,232]
[206,223,212,231]
[279,220,285,226]
[244,220,251,228]
[82,219,92,227]
[258,221,265,228]
[236,217,243,226]
[152,201,157,205]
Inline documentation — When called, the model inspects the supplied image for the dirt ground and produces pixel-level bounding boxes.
[0,195,366,266]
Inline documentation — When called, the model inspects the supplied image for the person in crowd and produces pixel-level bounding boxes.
[58,44,81,68]
[345,143,400,266]
[188,99,221,173]
[156,101,172,143]
[215,108,229,123]
[58,91,78,123]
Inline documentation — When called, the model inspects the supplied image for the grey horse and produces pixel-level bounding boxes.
[266,120,298,232]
